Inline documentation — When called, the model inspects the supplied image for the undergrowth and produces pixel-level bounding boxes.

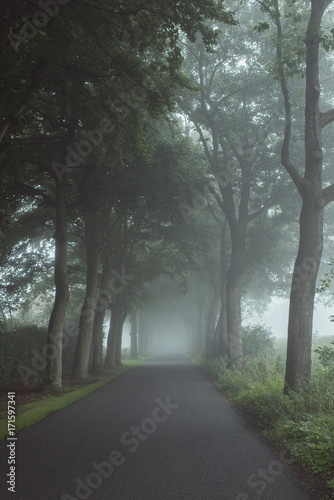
[207,349,334,491]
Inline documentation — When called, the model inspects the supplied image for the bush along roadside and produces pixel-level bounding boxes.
[206,344,334,492]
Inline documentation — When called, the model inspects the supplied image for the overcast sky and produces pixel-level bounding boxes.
[248,298,334,338]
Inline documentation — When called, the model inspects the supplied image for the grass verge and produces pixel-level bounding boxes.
[0,358,148,442]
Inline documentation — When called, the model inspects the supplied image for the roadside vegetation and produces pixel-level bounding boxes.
[205,326,334,493]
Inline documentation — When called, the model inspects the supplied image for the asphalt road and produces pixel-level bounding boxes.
[0,355,314,500]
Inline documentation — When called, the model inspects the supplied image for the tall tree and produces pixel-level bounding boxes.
[1,0,235,385]
[178,16,288,364]
[260,0,334,390]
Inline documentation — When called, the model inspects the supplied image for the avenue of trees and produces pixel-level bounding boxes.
[1,0,334,393]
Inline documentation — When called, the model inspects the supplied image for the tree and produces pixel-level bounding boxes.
[1,0,236,385]
[177,14,290,365]
[129,307,138,359]
[260,0,334,391]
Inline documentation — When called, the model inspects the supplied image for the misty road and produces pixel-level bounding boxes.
[0,356,314,500]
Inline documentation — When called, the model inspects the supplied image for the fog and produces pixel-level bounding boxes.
[122,302,189,354]
[121,294,334,355]
[2,0,334,392]
[246,298,334,338]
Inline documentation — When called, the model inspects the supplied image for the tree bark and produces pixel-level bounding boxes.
[213,224,228,358]
[212,302,227,357]
[46,178,70,388]
[225,222,245,366]
[138,308,147,356]
[130,307,138,359]
[205,294,220,359]
[115,306,126,366]
[283,0,330,391]
[189,304,199,354]
[194,291,212,357]
[104,303,118,369]
[46,112,78,388]
[91,248,111,374]
[72,207,100,379]
[193,302,202,356]
[284,200,323,391]
[103,213,126,369]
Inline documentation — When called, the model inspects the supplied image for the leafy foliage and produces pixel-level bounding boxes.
[0,325,76,385]
[242,324,275,357]
[316,258,334,293]
[277,415,334,475]
[315,341,334,372]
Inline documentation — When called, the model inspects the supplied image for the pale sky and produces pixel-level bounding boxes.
[247,298,334,338]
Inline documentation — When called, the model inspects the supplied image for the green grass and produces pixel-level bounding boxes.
[187,354,206,366]
[0,357,148,441]
[199,344,334,493]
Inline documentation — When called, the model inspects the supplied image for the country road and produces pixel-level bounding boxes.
[0,356,314,500]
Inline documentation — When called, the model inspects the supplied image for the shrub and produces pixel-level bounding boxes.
[0,325,77,385]
[275,415,334,477]
[315,340,334,372]
[242,324,275,357]
[0,326,47,385]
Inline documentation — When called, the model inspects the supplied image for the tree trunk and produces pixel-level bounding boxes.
[115,308,125,366]
[138,309,147,356]
[283,0,330,392]
[91,248,111,374]
[104,303,118,369]
[284,201,323,391]
[193,303,202,356]
[46,178,70,388]
[213,224,228,358]
[226,271,243,366]
[205,295,220,359]
[226,224,245,366]
[130,307,138,359]
[212,302,227,357]
[189,304,199,354]
[72,208,99,379]
[90,304,106,374]
[194,292,211,357]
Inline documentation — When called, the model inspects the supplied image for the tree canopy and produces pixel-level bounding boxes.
[1,0,334,394]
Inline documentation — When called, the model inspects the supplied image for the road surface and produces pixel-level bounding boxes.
[0,355,314,500]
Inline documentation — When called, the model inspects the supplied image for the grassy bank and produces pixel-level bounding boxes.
[195,338,334,494]
[0,358,148,441]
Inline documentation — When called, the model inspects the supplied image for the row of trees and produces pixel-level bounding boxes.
[1,0,334,392]
[1,0,233,387]
[177,0,334,392]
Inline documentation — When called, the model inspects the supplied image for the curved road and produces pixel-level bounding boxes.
[0,356,314,500]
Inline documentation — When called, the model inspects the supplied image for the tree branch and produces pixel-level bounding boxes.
[204,192,225,226]
[248,186,286,222]
[193,122,215,169]
[208,185,225,213]
[322,182,334,206]
[272,0,304,196]
[0,102,27,144]
[320,108,334,129]
[256,0,278,25]
[8,184,55,207]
